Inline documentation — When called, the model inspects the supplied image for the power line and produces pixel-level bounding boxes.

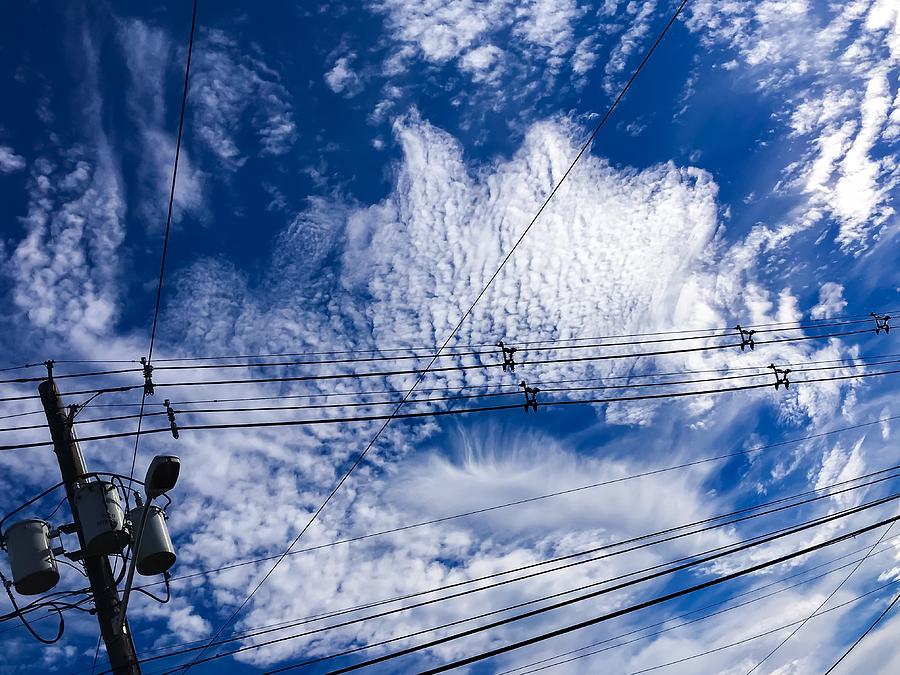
[4,311,888,373]
[140,494,899,671]
[499,537,900,675]
[2,355,892,434]
[392,514,900,675]
[824,590,900,674]
[0,369,896,452]
[126,0,199,493]
[110,532,899,674]
[119,463,900,659]
[622,581,900,675]
[745,520,897,674]
[121,415,897,594]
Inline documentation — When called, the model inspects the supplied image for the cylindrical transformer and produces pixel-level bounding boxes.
[3,519,59,595]
[128,505,176,576]
[75,481,128,556]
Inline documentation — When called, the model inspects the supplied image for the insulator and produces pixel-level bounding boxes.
[3,519,59,595]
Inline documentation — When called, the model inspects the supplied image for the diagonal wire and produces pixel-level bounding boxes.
[126,0,199,488]
[177,0,692,670]
[745,520,897,674]
[824,589,900,674]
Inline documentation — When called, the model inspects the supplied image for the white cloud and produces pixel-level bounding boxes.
[325,54,363,96]
[811,282,848,319]
[190,28,298,164]
[686,0,900,251]
[0,145,26,173]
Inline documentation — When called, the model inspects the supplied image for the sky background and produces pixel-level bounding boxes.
[1,0,899,673]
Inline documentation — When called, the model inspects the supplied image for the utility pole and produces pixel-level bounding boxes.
[39,375,140,674]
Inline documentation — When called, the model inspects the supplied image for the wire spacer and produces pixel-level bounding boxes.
[735,324,756,351]
[141,357,155,397]
[768,363,791,391]
[164,399,179,439]
[519,380,539,412]
[497,341,518,372]
[871,312,891,335]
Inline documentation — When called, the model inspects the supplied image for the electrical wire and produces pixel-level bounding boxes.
[115,532,899,673]
[823,590,900,674]
[498,536,900,675]
[384,514,900,675]
[745,520,897,674]
[125,0,199,498]
[621,581,900,675]
[0,368,896,452]
[2,354,891,435]
[136,493,898,671]
[5,308,893,371]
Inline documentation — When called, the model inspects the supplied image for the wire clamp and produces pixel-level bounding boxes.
[497,341,518,372]
[164,399,179,439]
[735,324,756,351]
[871,312,891,335]
[141,357,155,397]
[44,360,55,380]
[768,363,791,390]
[519,380,539,412]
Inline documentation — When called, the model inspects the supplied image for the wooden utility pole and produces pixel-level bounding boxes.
[39,376,140,674]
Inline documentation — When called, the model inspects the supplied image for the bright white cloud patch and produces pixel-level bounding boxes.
[325,54,363,96]
[811,281,848,319]
[687,0,900,250]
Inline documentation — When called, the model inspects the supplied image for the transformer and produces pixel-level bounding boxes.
[75,481,128,556]
[128,505,176,576]
[3,519,59,596]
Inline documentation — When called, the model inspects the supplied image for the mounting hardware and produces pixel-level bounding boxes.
[141,357,154,396]
[735,324,756,351]
[519,381,539,412]
[768,363,791,391]
[871,313,891,335]
[497,341,518,372]
[164,400,179,439]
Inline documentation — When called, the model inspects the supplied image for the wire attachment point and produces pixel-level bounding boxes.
[735,324,756,351]
[768,363,791,390]
[498,341,518,372]
[519,381,539,412]
[44,360,55,380]
[141,357,155,397]
[164,399,179,439]
[871,313,891,335]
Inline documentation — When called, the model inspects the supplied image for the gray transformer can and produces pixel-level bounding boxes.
[128,505,176,576]
[4,519,60,595]
[75,481,128,556]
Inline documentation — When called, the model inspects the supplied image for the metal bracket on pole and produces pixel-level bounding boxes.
[735,324,756,351]
[520,381,539,412]
[497,341,518,372]
[768,363,791,390]
[871,312,891,335]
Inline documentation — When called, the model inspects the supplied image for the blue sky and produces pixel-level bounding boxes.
[1,1,899,673]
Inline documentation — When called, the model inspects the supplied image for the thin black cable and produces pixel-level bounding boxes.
[142,494,898,671]
[126,0,199,490]
[1,355,884,434]
[119,467,900,667]
[622,581,900,675]
[9,310,887,370]
[121,414,898,593]
[2,352,888,428]
[501,537,900,675]
[118,532,900,672]
[138,464,900,632]
[746,520,897,674]
[824,590,900,673]
[403,515,900,675]
[1,369,896,452]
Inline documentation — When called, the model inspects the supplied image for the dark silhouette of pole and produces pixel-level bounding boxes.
[39,376,139,674]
